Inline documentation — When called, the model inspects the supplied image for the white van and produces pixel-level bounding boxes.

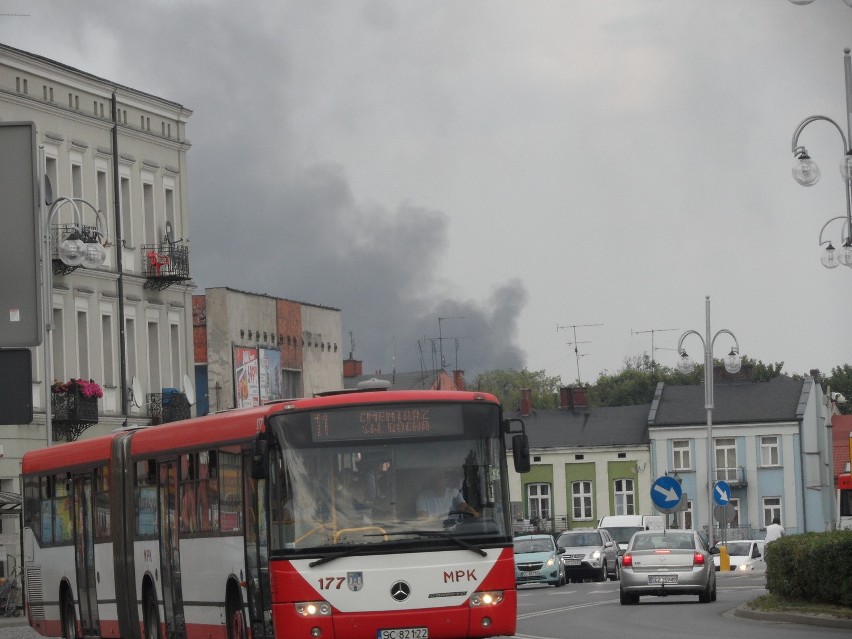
[598,515,665,551]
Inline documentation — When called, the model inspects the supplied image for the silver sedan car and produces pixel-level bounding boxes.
[619,530,719,604]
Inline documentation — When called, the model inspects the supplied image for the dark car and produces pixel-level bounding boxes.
[619,530,718,604]
[556,528,620,582]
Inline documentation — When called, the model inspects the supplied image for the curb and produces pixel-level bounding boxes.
[734,604,852,629]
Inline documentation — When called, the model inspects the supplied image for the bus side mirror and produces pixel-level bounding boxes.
[251,437,268,480]
[512,433,530,473]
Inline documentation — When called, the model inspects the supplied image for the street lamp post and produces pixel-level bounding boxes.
[38,147,107,446]
[676,296,741,548]
[790,48,852,268]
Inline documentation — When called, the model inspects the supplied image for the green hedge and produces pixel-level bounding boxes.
[764,530,852,607]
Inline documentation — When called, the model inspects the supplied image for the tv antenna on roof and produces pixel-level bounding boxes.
[557,322,602,385]
[631,327,679,367]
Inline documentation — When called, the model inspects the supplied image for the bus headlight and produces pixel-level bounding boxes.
[295,601,332,617]
[470,591,504,607]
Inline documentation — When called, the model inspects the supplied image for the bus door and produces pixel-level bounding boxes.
[243,452,272,638]
[158,461,187,639]
[72,474,100,636]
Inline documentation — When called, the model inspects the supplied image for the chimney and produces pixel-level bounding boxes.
[343,358,363,378]
[559,387,571,409]
[520,388,533,416]
[571,387,588,411]
[453,370,466,391]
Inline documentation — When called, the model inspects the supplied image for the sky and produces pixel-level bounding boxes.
[3,0,852,386]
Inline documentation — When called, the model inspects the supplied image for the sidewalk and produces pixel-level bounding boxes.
[734,603,852,630]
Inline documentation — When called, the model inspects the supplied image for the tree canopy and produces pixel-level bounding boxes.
[472,368,563,410]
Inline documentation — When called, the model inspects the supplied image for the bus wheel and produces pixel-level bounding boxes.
[144,592,161,639]
[61,593,77,639]
[227,597,246,639]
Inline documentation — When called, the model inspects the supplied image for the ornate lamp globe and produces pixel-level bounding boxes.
[840,153,852,183]
[724,349,741,374]
[792,153,820,186]
[58,236,86,266]
[821,242,840,269]
[837,239,852,267]
[81,240,107,269]
[677,351,695,374]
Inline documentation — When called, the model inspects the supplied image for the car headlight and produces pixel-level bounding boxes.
[590,550,601,560]
[545,556,557,567]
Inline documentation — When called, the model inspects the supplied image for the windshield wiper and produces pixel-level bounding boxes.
[378,530,487,556]
[309,545,371,568]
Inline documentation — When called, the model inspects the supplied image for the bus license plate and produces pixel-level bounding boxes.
[378,628,429,639]
[648,575,677,584]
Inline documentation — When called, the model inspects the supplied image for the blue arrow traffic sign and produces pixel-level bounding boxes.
[713,480,732,506]
[651,475,683,513]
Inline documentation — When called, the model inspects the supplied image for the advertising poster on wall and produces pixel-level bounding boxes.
[234,346,282,408]
[259,348,282,403]
[234,346,260,408]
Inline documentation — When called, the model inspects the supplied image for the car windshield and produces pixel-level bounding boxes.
[515,538,554,554]
[722,541,752,556]
[605,526,642,545]
[632,533,695,550]
[558,532,601,547]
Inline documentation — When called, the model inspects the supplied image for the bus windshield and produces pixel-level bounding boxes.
[265,402,510,553]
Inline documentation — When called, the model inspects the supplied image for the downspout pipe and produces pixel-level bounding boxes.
[112,92,129,418]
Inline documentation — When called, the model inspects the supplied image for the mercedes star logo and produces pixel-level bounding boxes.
[390,581,411,602]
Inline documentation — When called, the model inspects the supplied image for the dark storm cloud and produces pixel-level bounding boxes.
[190,161,528,374]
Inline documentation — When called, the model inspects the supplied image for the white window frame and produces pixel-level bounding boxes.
[760,435,780,467]
[613,478,635,516]
[762,497,782,527]
[527,483,551,522]
[715,437,738,482]
[672,439,691,471]
[571,480,593,521]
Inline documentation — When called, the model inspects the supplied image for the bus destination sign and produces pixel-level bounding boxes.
[311,404,463,442]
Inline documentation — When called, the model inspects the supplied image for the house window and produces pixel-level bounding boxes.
[71,162,83,199]
[571,481,592,521]
[527,483,551,522]
[52,307,65,381]
[762,497,782,527]
[675,499,693,530]
[170,321,181,388]
[76,309,89,379]
[672,440,691,470]
[148,320,161,392]
[125,316,137,383]
[143,181,156,245]
[613,478,635,516]
[120,173,132,247]
[101,313,114,387]
[715,437,738,482]
[760,436,780,467]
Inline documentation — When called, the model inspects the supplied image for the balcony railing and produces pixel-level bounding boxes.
[716,466,747,487]
[52,392,98,442]
[147,389,191,424]
[142,239,190,290]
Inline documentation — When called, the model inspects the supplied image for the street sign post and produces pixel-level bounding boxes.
[651,475,683,514]
[713,480,731,506]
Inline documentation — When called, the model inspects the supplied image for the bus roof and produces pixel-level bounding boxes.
[23,390,500,472]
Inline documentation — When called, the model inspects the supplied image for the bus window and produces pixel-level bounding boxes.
[53,473,72,545]
[136,460,158,537]
[219,448,242,532]
[94,466,111,540]
[198,450,218,532]
[180,453,198,534]
[23,476,40,543]
[39,476,53,545]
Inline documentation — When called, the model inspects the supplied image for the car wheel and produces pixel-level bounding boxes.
[595,561,607,582]
[609,559,620,581]
[619,588,638,605]
[711,576,717,602]
[698,578,713,603]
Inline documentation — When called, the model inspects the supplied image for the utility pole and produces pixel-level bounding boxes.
[556,323,602,385]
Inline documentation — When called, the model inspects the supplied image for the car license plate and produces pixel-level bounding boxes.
[378,628,429,639]
[565,560,581,566]
[648,575,678,584]
[521,570,540,577]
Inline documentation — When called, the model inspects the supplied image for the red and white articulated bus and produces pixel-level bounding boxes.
[21,389,530,639]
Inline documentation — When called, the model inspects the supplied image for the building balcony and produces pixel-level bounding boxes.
[147,389,191,424]
[142,240,190,290]
[716,466,747,487]
[51,389,99,442]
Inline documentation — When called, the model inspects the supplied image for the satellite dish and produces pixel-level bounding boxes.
[130,376,143,408]
[183,374,196,405]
